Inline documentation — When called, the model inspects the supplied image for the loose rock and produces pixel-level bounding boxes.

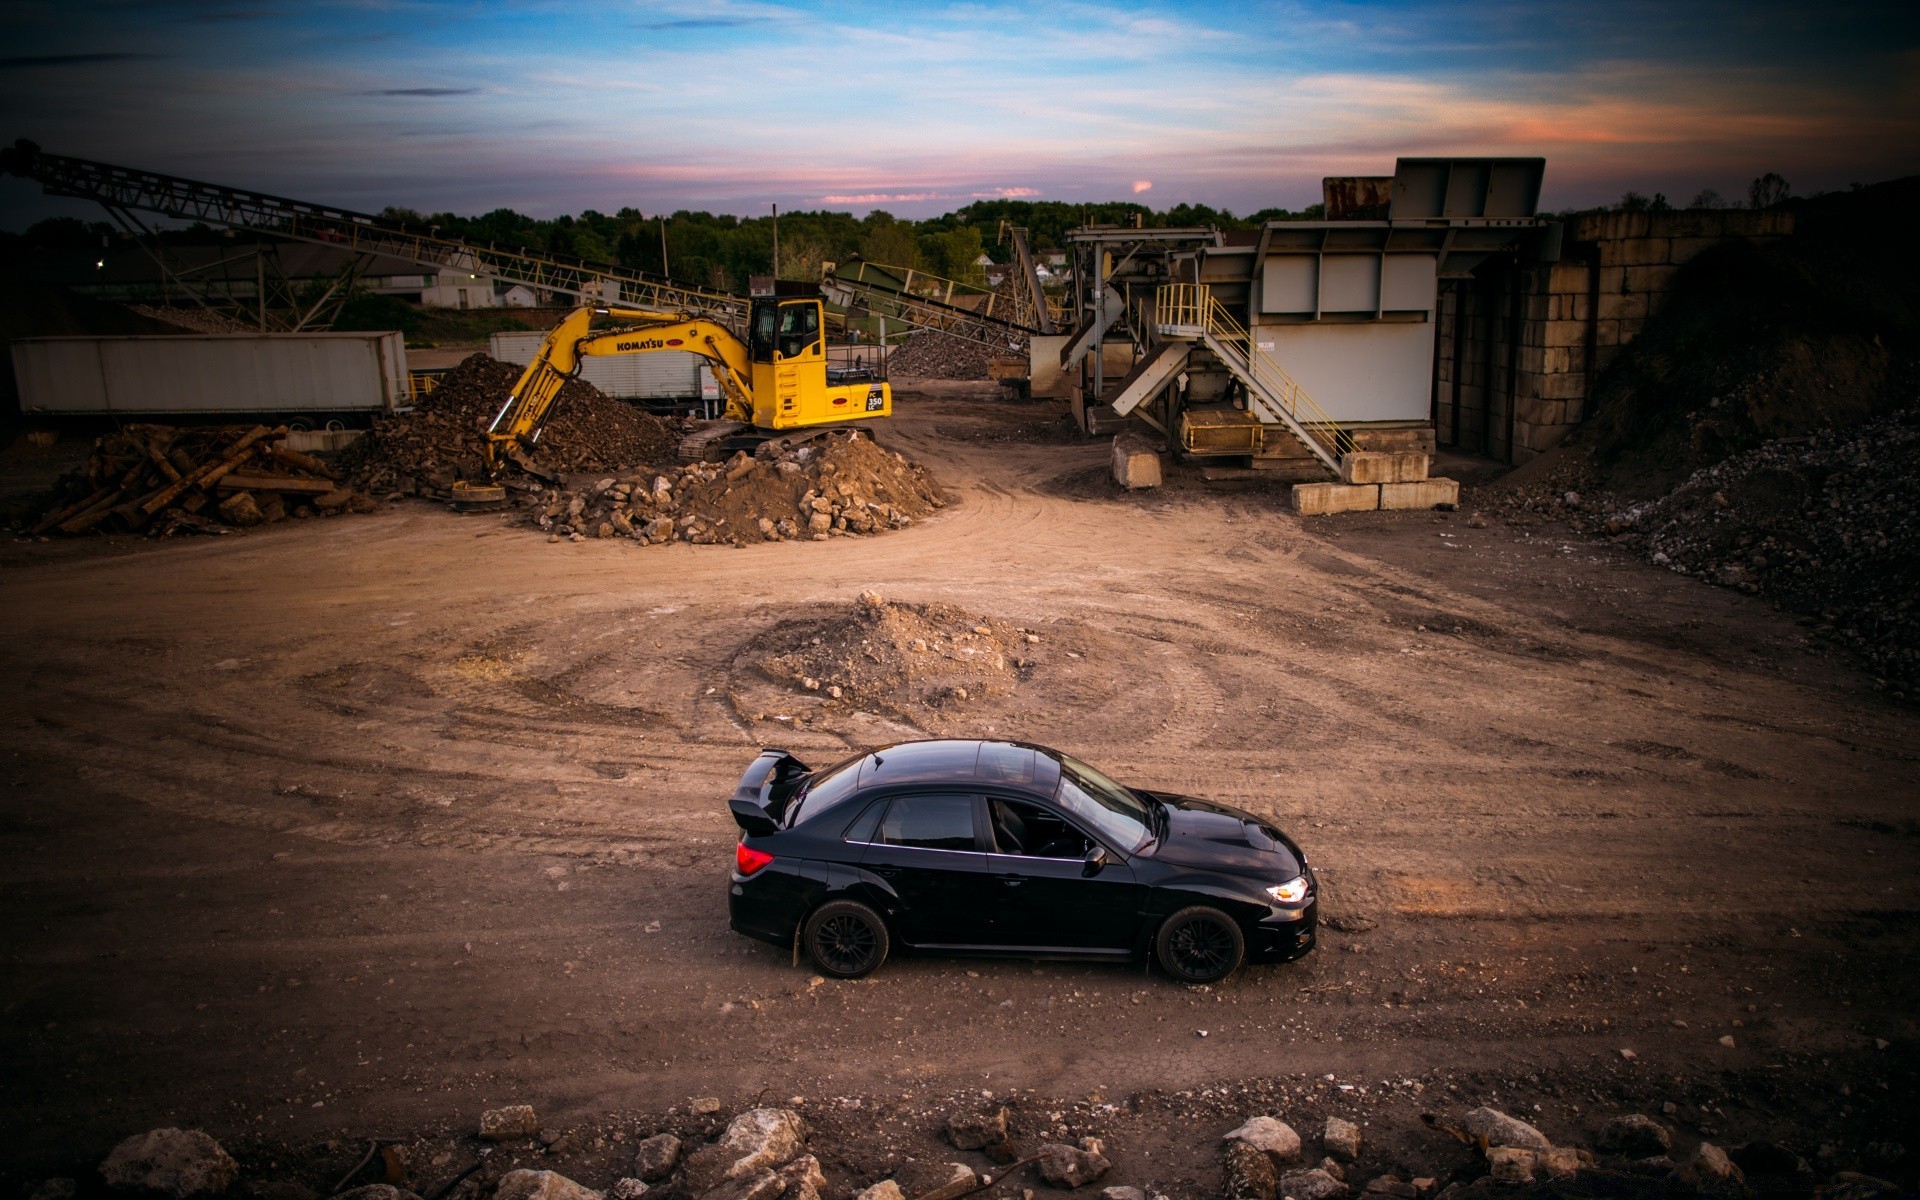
[609,1183,649,1200]
[482,1106,540,1142]
[1225,1117,1303,1167]
[853,1184,905,1200]
[495,1172,601,1200]
[1224,1141,1278,1200]
[1461,1107,1551,1152]
[1597,1115,1671,1157]
[1038,1139,1111,1189]
[1276,1168,1349,1200]
[1484,1149,1534,1185]
[1323,1118,1362,1163]
[948,1108,1009,1151]
[100,1129,238,1198]
[634,1134,683,1182]
[683,1109,806,1194]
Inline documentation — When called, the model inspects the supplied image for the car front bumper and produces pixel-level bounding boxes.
[1248,898,1317,962]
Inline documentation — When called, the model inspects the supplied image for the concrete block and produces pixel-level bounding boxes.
[1518,345,1546,375]
[1545,318,1585,349]
[1291,482,1379,516]
[1349,426,1438,455]
[1668,237,1723,265]
[1541,371,1587,401]
[1340,450,1430,484]
[1379,478,1460,510]
[1597,291,1646,322]
[1547,262,1590,293]
[1110,433,1162,490]
[1623,238,1672,267]
[1626,265,1675,295]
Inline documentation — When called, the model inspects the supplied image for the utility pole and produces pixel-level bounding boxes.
[658,214,670,277]
[771,203,780,280]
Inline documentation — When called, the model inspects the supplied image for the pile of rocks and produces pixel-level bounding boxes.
[884,334,1004,381]
[1600,406,1920,695]
[528,432,944,547]
[29,1094,1910,1200]
[340,354,678,499]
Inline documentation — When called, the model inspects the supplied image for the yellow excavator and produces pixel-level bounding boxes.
[452,292,890,505]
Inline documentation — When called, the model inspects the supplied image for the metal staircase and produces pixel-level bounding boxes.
[1153,284,1353,477]
[0,139,746,326]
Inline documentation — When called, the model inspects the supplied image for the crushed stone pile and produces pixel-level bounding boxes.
[340,354,678,498]
[532,430,944,546]
[1602,406,1920,696]
[16,423,374,537]
[752,591,1042,715]
[885,332,1001,380]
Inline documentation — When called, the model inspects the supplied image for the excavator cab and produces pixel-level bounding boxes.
[745,296,887,430]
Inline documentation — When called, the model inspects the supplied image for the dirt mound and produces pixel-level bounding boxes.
[748,592,1041,717]
[532,429,944,545]
[886,333,999,380]
[340,354,677,497]
[1604,406,1920,696]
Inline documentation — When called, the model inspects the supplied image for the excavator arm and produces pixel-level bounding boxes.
[481,305,754,475]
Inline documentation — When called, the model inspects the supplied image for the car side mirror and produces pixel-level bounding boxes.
[1082,845,1108,876]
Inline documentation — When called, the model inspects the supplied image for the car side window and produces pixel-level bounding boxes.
[842,799,884,844]
[988,798,1090,859]
[876,794,977,851]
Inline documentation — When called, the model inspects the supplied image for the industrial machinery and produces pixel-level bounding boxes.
[452,295,890,505]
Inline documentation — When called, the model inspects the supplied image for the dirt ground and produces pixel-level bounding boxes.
[1,388,1916,1194]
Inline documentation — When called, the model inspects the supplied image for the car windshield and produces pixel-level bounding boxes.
[1053,754,1153,853]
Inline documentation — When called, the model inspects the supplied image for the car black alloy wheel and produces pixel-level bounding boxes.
[1155,905,1245,984]
[804,899,890,978]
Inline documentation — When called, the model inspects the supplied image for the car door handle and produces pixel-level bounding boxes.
[998,877,1024,888]
[871,866,901,878]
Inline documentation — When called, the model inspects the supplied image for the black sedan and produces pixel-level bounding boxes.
[726,739,1317,983]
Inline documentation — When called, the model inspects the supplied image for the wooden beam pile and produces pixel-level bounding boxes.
[26,423,372,537]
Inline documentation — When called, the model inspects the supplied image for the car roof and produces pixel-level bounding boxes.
[853,739,1062,793]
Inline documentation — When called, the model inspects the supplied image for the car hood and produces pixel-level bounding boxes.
[1134,790,1304,877]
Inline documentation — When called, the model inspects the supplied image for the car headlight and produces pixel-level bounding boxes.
[1266,875,1309,905]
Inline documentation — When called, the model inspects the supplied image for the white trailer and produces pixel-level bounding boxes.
[9,332,409,417]
[488,330,712,404]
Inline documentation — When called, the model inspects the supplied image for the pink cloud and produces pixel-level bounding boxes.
[1132,180,1153,193]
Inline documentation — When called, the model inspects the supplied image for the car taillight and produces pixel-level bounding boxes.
[735,843,775,877]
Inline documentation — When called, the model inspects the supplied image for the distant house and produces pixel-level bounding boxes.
[498,283,542,307]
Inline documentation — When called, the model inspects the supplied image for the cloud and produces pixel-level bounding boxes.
[0,52,162,68]
[975,187,1040,197]
[820,192,952,204]
[636,17,770,29]
[373,87,481,97]
[1132,180,1152,193]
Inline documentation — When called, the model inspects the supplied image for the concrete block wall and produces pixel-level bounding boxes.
[1435,208,1793,462]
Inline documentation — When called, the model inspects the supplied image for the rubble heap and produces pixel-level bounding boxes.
[751,591,1040,716]
[19,423,372,537]
[341,354,677,498]
[885,333,1003,381]
[531,431,944,546]
[1603,406,1920,695]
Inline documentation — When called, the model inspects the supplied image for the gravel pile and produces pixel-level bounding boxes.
[531,430,944,546]
[1603,406,1920,695]
[885,333,1002,381]
[340,354,678,498]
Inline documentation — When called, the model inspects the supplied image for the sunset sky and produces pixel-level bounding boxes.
[1,0,1915,227]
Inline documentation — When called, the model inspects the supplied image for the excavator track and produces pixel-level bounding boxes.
[677,421,881,463]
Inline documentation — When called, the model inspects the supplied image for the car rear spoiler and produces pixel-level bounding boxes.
[729,749,812,836]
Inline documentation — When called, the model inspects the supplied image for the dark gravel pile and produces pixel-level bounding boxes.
[340,354,678,497]
[885,333,1001,380]
[1603,406,1920,696]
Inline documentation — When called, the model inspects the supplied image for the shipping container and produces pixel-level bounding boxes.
[9,332,409,417]
[488,331,708,402]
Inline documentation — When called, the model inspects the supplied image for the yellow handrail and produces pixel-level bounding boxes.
[1153,284,1354,458]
